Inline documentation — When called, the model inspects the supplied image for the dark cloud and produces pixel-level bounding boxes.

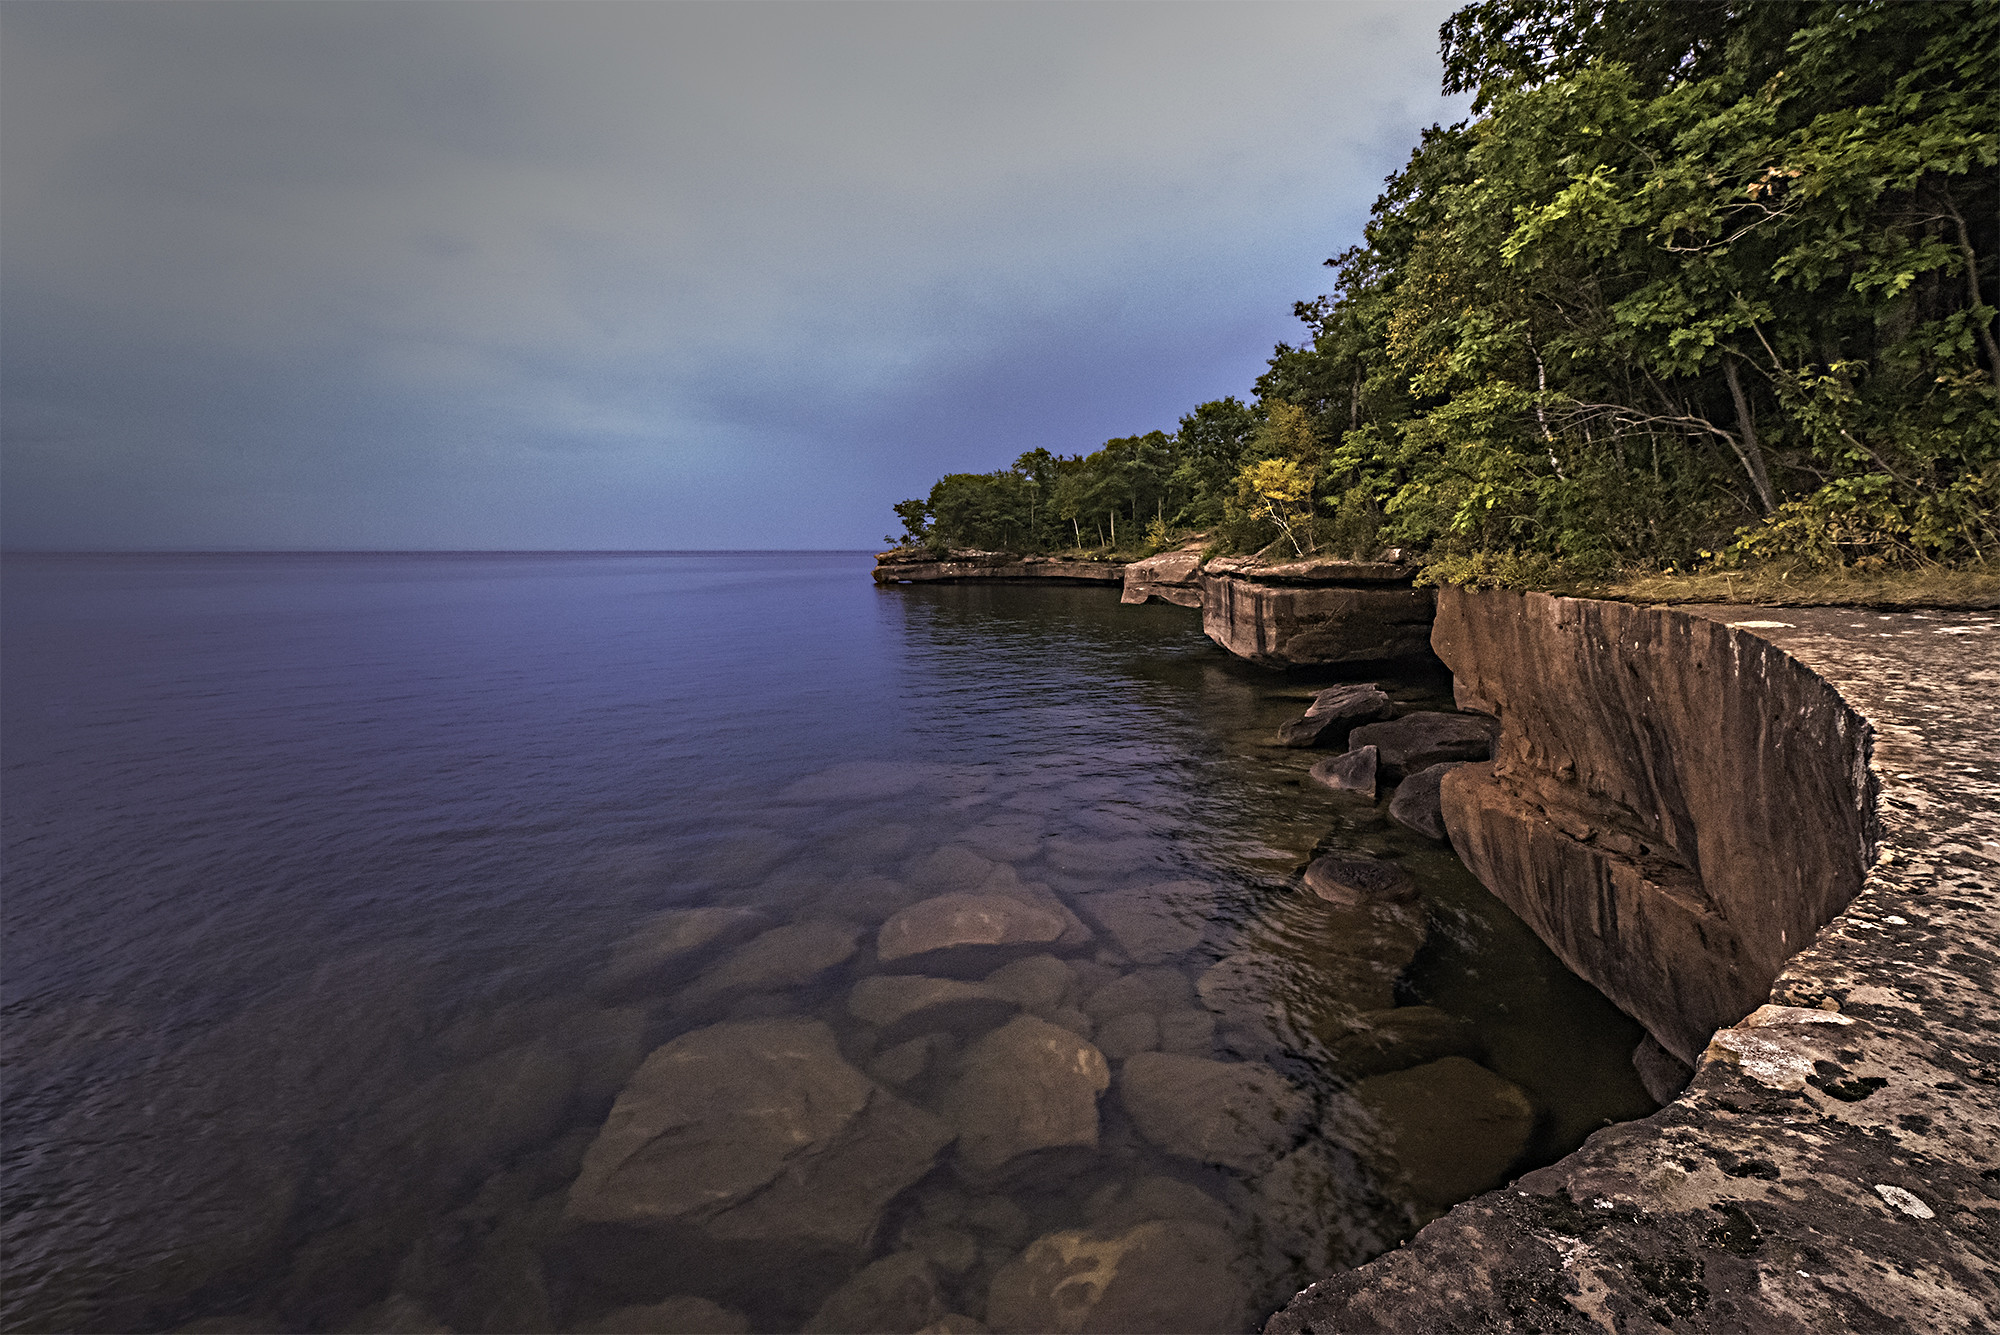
[1,0,1466,549]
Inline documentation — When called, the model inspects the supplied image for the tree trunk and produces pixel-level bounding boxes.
[1722,359,1777,515]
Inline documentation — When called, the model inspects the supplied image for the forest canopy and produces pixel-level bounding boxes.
[889,0,1997,582]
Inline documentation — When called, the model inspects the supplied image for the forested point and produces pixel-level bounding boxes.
[887,0,1998,590]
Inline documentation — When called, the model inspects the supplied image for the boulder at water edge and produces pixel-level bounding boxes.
[1277,683,1395,748]
[1308,746,1378,796]
[1347,712,1494,778]
[1349,1055,1535,1209]
[1387,762,1466,842]
[1302,854,1418,907]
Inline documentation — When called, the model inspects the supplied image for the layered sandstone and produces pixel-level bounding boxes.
[1201,557,1434,666]
[872,550,1123,584]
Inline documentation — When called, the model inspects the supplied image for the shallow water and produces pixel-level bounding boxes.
[1,552,1653,1333]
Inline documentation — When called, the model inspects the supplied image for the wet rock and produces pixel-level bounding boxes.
[674,920,860,1010]
[944,1016,1110,1178]
[1082,967,1192,1020]
[908,846,1001,894]
[848,975,1018,1043]
[820,875,925,925]
[1249,1142,1406,1277]
[900,1222,981,1276]
[958,816,1045,863]
[1347,712,1494,778]
[1308,746,1378,796]
[1119,1052,1310,1172]
[870,1032,955,1087]
[880,894,1071,967]
[982,955,1076,1013]
[917,1316,989,1334]
[1322,1006,1482,1078]
[590,907,768,999]
[804,1252,947,1334]
[1083,1175,1237,1236]
[580,1296,750,1334]
[1041,1007,1095,1040]
[1302,854,1417,907]
[1277,684,1396,748]
[1082,886,1206,964]
[1094,1011,1160,1061]
[561,1019,950,1303]
[985,1220,1250,1334]
[1386,762,1465,842]
[1350,1056,1535,1207]
[1632,1032,1694,1104]
[1154,1010,1215,1055]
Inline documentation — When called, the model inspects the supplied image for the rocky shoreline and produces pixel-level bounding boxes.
[874,548,2000,1330]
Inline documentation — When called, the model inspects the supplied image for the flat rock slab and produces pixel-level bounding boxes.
[986,1219,1251,1334]
[1278,684,1395,747]
[878,893,1071,964]
[1119,1051,1311,1173]
[1386,762,1466,842]
[1308,745,1378,796]
[944,1015,1110,1178]
[1348,712,1494,778]
[1302,854,1418,907]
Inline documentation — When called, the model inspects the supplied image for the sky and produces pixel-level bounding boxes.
[2,1,1468,551]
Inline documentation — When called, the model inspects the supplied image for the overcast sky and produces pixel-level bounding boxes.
[2,1,1466,550]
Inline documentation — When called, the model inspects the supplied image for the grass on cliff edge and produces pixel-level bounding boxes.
[1589,566,1999,610]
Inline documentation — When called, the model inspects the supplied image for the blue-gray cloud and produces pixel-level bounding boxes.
[2,0,1467,549]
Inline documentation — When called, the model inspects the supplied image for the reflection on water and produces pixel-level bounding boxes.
[0,554,1653,1333]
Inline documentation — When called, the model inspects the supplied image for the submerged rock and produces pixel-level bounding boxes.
[1347,712,1494,778]
[804,1252,947,1335]
[561,1019,950,1303]
[579,1296,750,1334]
[1277,683,1396,748]
[982,955,1077,1013]
[1082,886,1206,964]
[1387,762,1466,842]
[1302,854,1418,907]
[1094,1011,1159,1061]
[672,920,860,1011]
[878,894,1070,965]
[1349,1055,1535,1208]
[848,975,1018,1043]
[1248,1141,1407,1278]
[1118,1051,1310,1173]
[944,1016,1110,1179]
[1322,1006,1482,1078]
[590,907,768,999]
[1308,746,1378,796]
[985,1219,1250,1334]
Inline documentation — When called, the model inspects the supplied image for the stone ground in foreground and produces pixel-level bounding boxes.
[1267,604,2000,1335]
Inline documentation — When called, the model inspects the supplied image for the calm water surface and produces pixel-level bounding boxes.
[1,552,1652,1333]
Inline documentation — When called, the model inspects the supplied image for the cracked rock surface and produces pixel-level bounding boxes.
[1267,601,2000,1334]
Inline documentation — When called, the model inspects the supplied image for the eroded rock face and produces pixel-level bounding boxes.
[561,1019,949,1303]
[1120,550,1205,608]
[1347,712,1493,779]
[944,1016,1110,1178]
[1201,559,1435,667]
[1277,684,1396,748]
[985,1220,1250,1334]
[1431,590,1872,1064]
[1118,1052,1310,1173]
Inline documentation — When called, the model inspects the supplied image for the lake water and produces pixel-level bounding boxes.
[1,551,1653,1333]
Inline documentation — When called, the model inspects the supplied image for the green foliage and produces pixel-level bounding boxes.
[892,1,1998,583]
